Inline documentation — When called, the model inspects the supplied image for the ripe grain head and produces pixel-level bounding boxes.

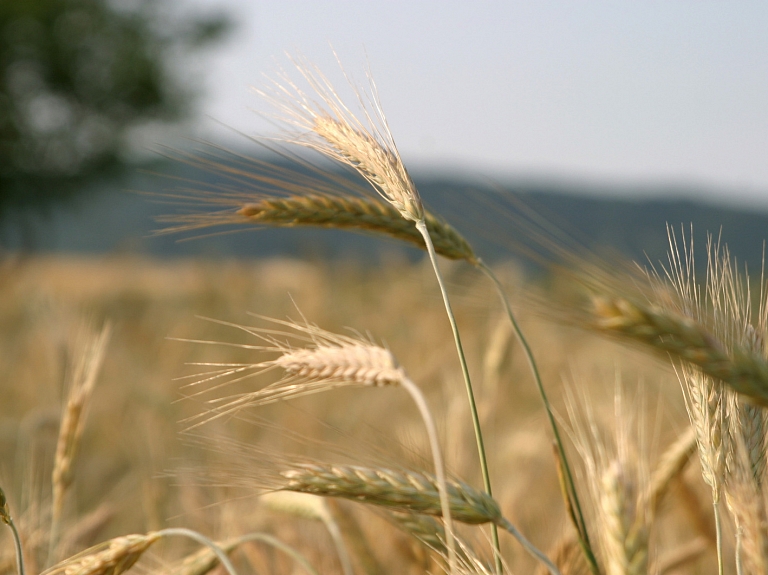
[257,57,424,223]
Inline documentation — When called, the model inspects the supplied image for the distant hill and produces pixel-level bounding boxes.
[2,155,767,271]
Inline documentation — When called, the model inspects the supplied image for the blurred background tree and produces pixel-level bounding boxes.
[0,0,230,219]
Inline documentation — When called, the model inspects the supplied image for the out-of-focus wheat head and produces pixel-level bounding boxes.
[590,231,768,407]
[42,533,161,575]
[50,323,112,562]
[256,56,424,223]
[659,231,768,571]
[567,386,650,575]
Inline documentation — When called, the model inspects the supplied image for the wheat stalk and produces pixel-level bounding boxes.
[260,492,353,575]
[1,487,25,575]
[165,533,318,575]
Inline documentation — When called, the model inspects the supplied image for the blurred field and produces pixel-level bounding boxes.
[0,252,717,574]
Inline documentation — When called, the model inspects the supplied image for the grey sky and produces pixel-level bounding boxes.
[180,1,768,206]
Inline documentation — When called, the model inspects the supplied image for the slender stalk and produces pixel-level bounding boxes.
[735,524,744,575]
[230,532,319,575]
[318,513,354,575]
[415,220,502,574]
[8,519,25,575]
[478,260,600,575]
[1,488,24,575]
[156,529,240,575]
[497,518,561,575]
[401,376,457,574]
[714,503,724,575]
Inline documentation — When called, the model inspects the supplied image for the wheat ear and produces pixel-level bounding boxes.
[280,463,499,525]
[599,461,648,575]
[237,193,477,263]
[592,296,768,405]
[1,487,25,575]
[280,463,560,574]
[42,533,161,575]
[49,324,112,563]
[44,529,241,575]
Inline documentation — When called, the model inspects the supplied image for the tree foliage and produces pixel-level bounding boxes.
[0,0,229,213]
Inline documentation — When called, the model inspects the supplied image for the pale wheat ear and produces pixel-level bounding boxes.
[565,381,650,575]
[257,56,423,223]
[49,323,112,564]
[43,529,241,575]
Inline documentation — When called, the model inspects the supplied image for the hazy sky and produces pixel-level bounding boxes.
[178,1,768,206]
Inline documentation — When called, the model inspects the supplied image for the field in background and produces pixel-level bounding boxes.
[0,254,711,574]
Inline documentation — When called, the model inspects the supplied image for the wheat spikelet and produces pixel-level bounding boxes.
[43,533,161,575]
[385,511,451,555]
[237,193,477,263]
[279,463,501,526]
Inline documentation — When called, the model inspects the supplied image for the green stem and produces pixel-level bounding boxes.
[8,519,25,575]
[478,260,599,575]
[497,518,561,575]
[415,220,502,575]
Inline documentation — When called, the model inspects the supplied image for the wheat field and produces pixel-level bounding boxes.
[1,57,762,575]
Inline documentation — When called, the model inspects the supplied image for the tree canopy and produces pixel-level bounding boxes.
[0,0,229,214]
